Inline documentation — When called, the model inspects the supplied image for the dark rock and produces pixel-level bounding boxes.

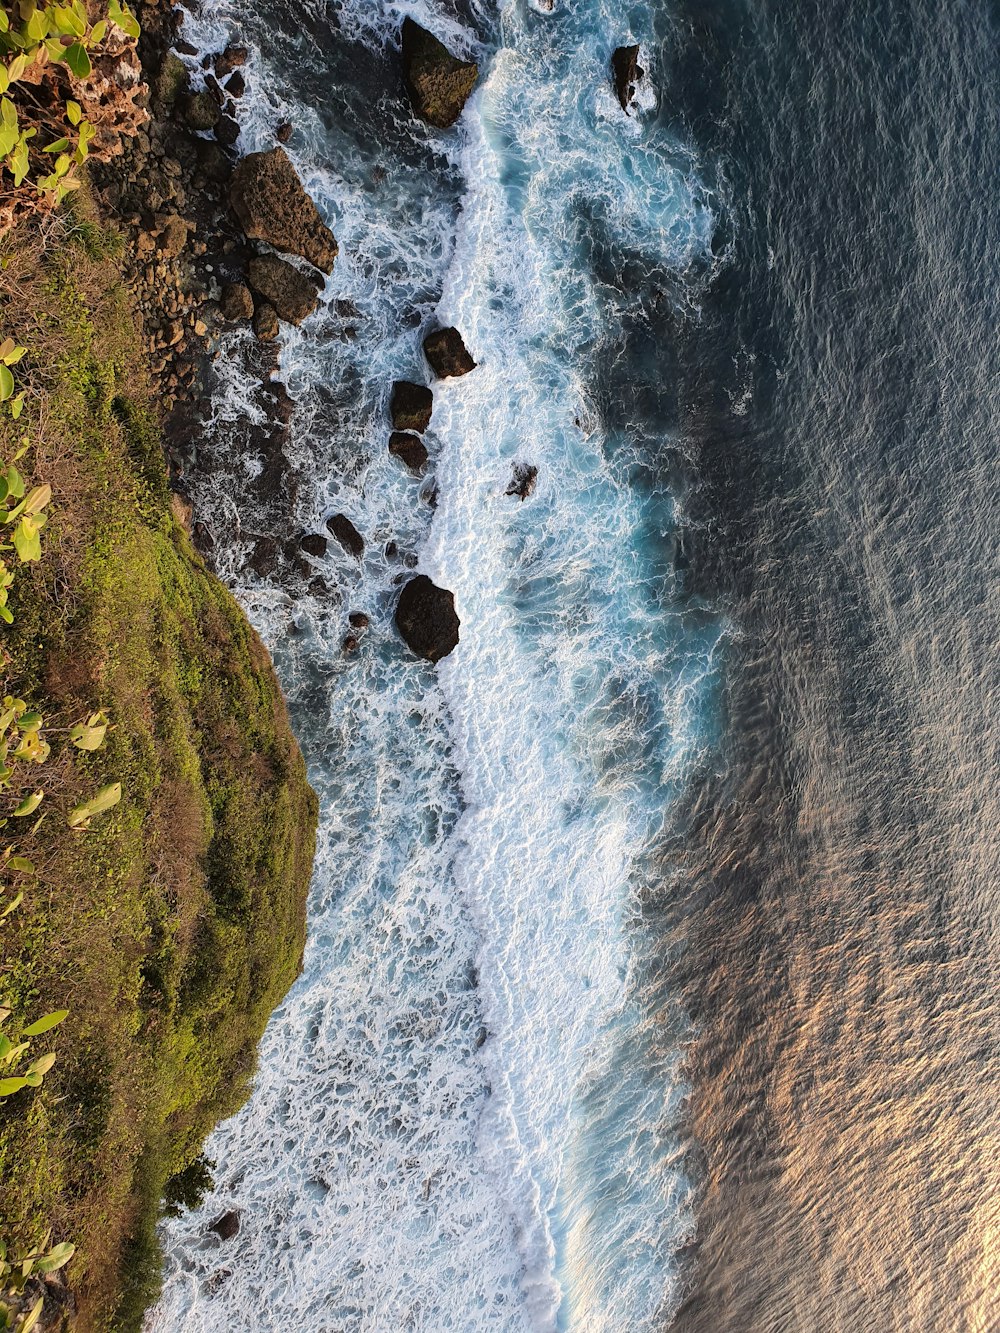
[253,303,280,341]
[388,431,428,473]
[402,18,478,129]
[248,536,280,576]
[215,44,249,77]
[246,255,321,325]
[327,513,364,559]
[402,550,419,568]
[193,520,215,550]
[276,121,293,144]
[209,1210,241,1241]
[230,148,338,273]
[423,326,475,378]
[157,214,190,258]
[300,532,328,558]
[155,52,189,109]
[220,281,254,321]
[215,114,240,147]
[391,381,432,433]
[308,577,328,596]
[196,139,233,183]
[180,91,219,132]
[348,612,370,629]
[335,298,360,318]
[342,633,360,654]
[385,541,399,559]
[395,575,460,663]
[506,462,538,500]
[225,70,245,98]
[205,73,226,106]
[612,44,644,112]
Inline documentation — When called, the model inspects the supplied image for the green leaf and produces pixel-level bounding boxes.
[0,1076,28,1096]
[63,42,90,79]
[26,1051,56,1078]
[89,19,106,43]
[68,782,121,828]
[12,790,42,816]
[8,392,24,419]
[34,1242,73,1274]
[0,891,23,920]
[12,516,40,562]
[7,55,27,82]
[0,69,8,97]
[42,137,69,153]
[16,712,42,729]
[108,0,140,40]
[21,1010,69,1037]
[19,1297,44,1332]
[25,9,48,41]
[0,366,13,403]
[3,464,23,499]
[65,98,82,126]
[7,857,34,873]
[70,710,107,751]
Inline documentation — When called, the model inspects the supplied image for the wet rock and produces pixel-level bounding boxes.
[401,18,478,129]
[220,282,254,321]
[327,513,364,559]
[248,536,280,577]
[209,1210,241,1241]
[348,611,370,629]
[395,575,460,663]
[390,381,433,433]
[423,326,475,379]
[506,462,538,500]
[388,431,428,473]
[180,91,220,132]
[247,255,321,325]
[215,45,249,78]
[300,532,328,558]
[205,73,226,106]
[276,121,293,144]
[196,139,233,183]
[225,70,246,98]
[155,52,189,109]
[193,520,215,551]
[385,541,399,559]
[612,44,644,112]
[230,148,338,273]
[342,633,360,655]
[253,303,280,341]
[215,114,241,147]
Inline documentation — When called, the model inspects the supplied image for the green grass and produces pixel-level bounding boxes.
[0,199,318,1329]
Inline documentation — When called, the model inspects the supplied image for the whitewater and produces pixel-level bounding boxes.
[148,2,725,1329]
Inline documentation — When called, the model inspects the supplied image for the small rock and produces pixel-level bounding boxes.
[220,281,254,321]
[385,541,399,559]
[225,70,246,98]
[194,319,208,337]
[342,633,360,655]
[209,1210,240,1241]
[388,431,428,473]
[215,114,240,147]
[401,18,478,129]
[327,513,364,559]
[506,462,538,500]
[215,44,249,78]
[205,73,226,106]
[180,91,220,132]
[390,381,433,433]
[612,44,644,113]
[157,214,190,259]
[253,303,280,341]
[423,326,476,379]
[276,121,293,144]
[155,51,189,109]
[348,612,370,629]
[246,254,321,326]
[395,575,460,663]
[300,532,328,558]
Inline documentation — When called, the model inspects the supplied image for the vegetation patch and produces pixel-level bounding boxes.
[0,196,318,1330]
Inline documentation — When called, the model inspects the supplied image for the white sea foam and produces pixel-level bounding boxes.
[148,2,724,1329]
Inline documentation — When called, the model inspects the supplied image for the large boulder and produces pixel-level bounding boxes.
[401,19,478,129]
[327,513,364,559]
[423,327,476,379]
[391,381,433,433]
[395,575,460,663]
[389,431,428,473]
[612,45,644,112]
[230,148,338,274]
[246,255,321,325]
[209,1210,241,1241]
[220,281,254,322]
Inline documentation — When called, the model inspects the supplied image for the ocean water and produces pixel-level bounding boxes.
[148,0,1000,1330]
[148,2,724,1330]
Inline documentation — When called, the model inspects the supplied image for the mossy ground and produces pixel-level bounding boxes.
[0,197,318,1330]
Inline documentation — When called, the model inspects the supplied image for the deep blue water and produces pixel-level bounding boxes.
[148,2,999,1329]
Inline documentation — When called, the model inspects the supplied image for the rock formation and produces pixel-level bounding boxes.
[246,255,321,326]
[423,327,476,378]
[506,463,538,500]
[209,1210,241,1241]
[391,381,433,433]
[612,45,644,113]
[401,19,478,129]
[230,148,338,273]
[389,432,429,473]
[327,513,365,559]
[395,575,460,662]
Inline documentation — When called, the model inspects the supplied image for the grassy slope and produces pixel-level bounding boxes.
[0,202,318,1329]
